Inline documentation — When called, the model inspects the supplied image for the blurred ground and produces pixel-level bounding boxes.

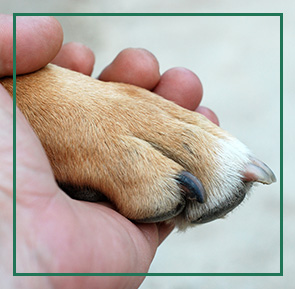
[3,0,292,288]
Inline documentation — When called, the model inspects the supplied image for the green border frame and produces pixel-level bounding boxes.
[13,13,283,277]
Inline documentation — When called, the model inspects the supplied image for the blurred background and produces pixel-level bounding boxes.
[3,0,292,288]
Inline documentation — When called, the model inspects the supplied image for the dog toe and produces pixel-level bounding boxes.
[135,171,207,223]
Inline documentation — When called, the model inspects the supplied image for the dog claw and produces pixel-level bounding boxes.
[243,158,276,184]
[177,171,207,203]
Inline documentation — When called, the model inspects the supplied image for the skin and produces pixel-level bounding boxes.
[0,15,218,289]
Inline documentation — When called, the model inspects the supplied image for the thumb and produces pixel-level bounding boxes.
[0,84,57,202]
[0,15,63,77]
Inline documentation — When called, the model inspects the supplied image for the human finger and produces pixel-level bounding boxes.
[98,48,161,90]
[153,67,203,111]
[195,106,220,126]
[51,42,95,76]
[0,15,63,77]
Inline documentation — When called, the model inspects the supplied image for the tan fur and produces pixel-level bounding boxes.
[1,64,267,229]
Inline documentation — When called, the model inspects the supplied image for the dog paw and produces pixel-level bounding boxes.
[1,64,276,229]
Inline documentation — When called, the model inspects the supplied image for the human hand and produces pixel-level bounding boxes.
[0,15,218,289]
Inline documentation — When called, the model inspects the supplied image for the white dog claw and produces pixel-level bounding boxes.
[243,158,277,184]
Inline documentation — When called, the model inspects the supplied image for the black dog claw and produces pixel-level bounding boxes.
[177,171,207,203]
